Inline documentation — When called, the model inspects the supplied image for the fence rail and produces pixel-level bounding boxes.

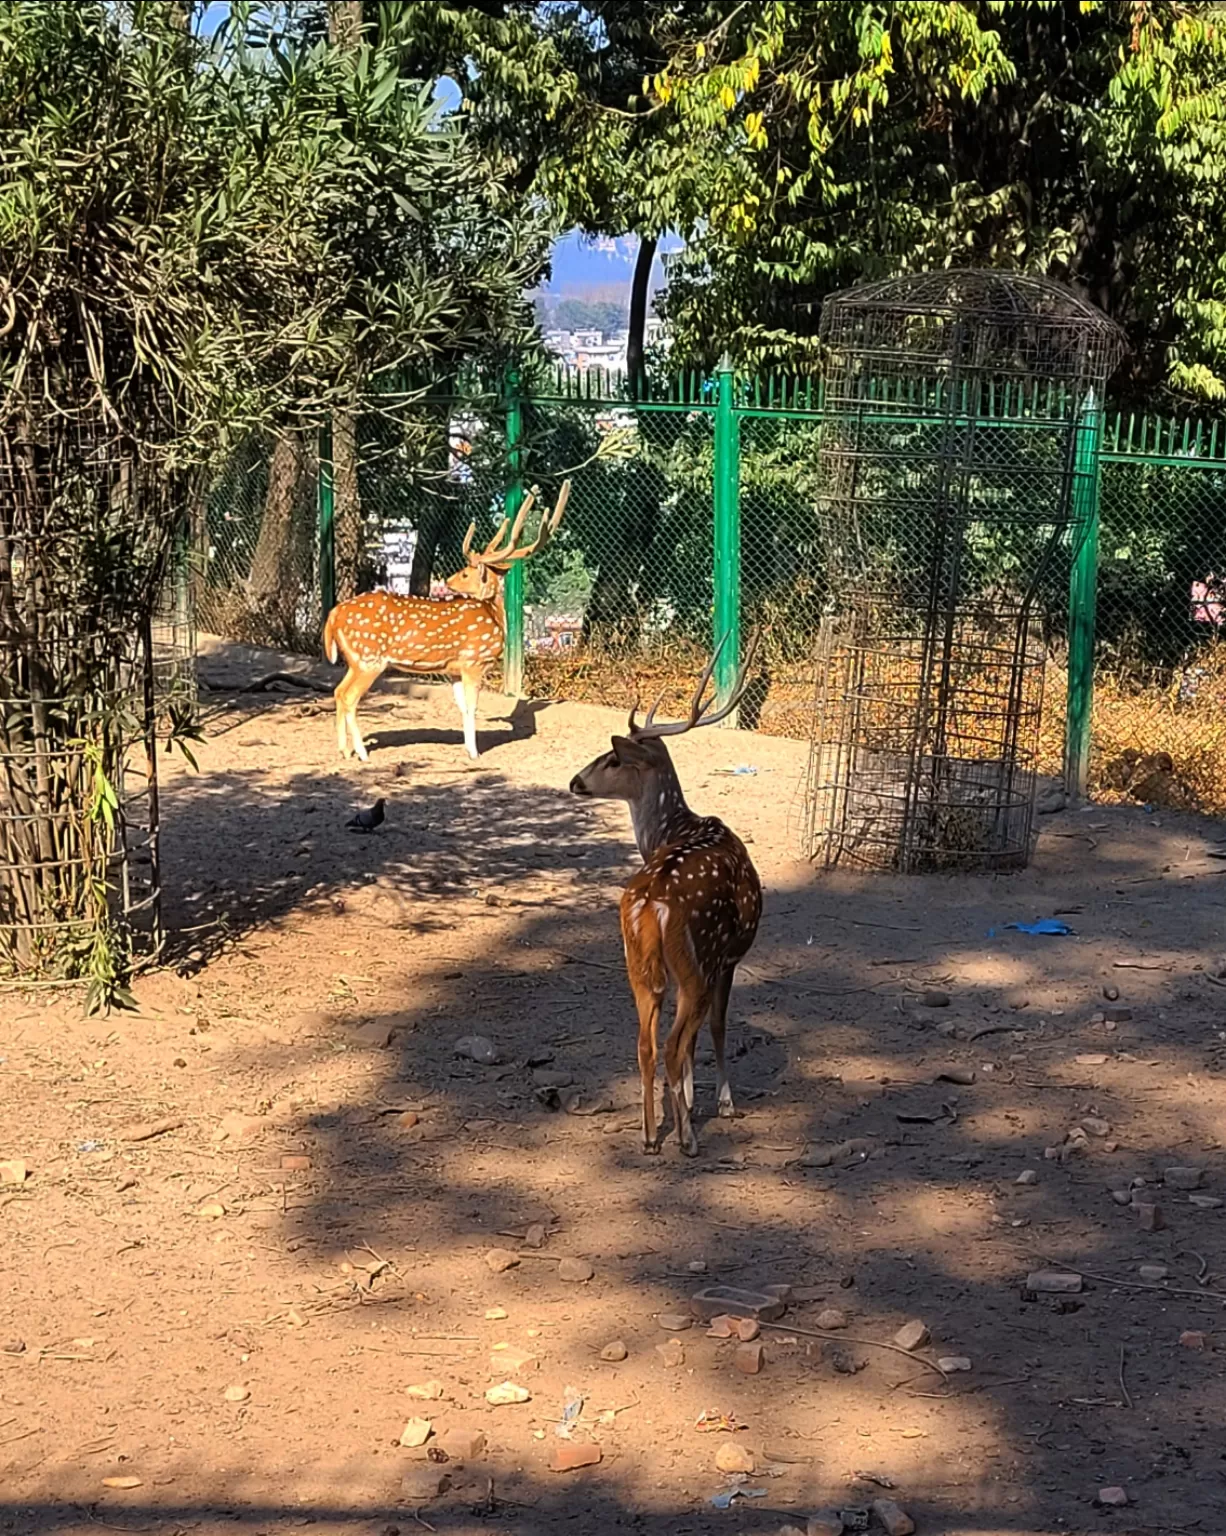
[201,364,1226,810]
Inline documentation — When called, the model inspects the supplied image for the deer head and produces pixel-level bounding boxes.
[569,630,761,804]
[445,480,570,600]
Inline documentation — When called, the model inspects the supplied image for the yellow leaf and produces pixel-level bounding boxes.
[720,85,736,110]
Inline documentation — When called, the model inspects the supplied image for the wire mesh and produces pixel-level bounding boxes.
[802,271,1125,871]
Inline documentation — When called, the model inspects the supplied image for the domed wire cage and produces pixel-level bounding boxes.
[801,270,1125,873]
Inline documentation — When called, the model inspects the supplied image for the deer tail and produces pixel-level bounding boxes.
[322,607,340,665]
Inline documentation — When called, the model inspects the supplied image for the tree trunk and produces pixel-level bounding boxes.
[627,235,657,398]
[249,433,308,620]
[331,405,362,603]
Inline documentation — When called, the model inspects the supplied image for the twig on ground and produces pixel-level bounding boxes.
[1042,1260,1226,1304]
[1118,1342,1133,1409]
[759,1320,948,1383]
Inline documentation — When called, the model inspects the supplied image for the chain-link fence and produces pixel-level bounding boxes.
[198,371,1226,813]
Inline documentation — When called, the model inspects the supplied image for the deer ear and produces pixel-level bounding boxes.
[611,735,651,764]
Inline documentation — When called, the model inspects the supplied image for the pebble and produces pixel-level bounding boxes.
[489,1343,538,1373]
[1097,1487,1129,1507]
[736,1317,761,1342]
[1103,984,1120,1001]
[1180,1330,1206,1350]
[938,1355,972,1372]
[893,1319,930,1351]
[215,1113,262,1145]
[196,1201,226,1219]
[764,1282,794,1303]
[401,1467,450,1502]
[600,1340,627,1362]
[406,1380,446,1400]
[1139,1264,1169,1282]
[688,1259,708,1273]
[0,1159,28,1185]
[454,1035,501,1065]
[223,1385,250,1403]
[484,1247,520,1274]
[1189,1194,1223,1209]
[656,1338,685,1367]
[399,1417,432,1447]
[936,1067,976,1085]
[551,1441,602,1473]
[1026,1270,1083,1294]
[734,1341,765,1374]
[439,1427,485,1462]
[715,1442,755,1474]
[872,1498,916,1536]
[353,1020,393,1048]
[558,1257,595,1284]
[806,1514,845,1536]
[1164,1166,1205,1190]
[921,989,950,1008]
[1102,1005,1132,1023]
[1081,1117,1112,1137]
[816,1308,849,1331]
[1136,1200,1165,1232]
[658,1312,692,1332]
[485,1307,508,1321]
[1111,1189,1133,1206]
[707,1315,736,1337]
[485,1381,531,1406]
[1,1340,25,1355]
[1075,1053,1108,1066]
[1016,1170,1038,1186]
[691,1285,785,1321]
[523,1222,547,1249]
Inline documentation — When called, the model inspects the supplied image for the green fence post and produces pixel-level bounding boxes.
[318,419,336,622]
[502,364,525,697]
[712,353,741,716]
[1065,387,1104,801]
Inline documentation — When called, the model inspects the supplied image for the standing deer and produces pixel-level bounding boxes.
[323,482,569,762]
[569,635,762,1156]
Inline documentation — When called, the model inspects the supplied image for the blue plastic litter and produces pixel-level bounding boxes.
[987,917,1074,938]
[710,1489,768,1510]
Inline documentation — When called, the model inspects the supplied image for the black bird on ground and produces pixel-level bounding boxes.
[347,798,385,833]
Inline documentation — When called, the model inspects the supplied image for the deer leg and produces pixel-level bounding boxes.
[710,967,736,1118]
[664,983,710,1157]
[343,665,384,763]
[334,670,355,758]
[630,973,664,1153]
[457,665,483,759]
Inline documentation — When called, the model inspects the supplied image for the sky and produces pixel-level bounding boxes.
[194,5,681,305]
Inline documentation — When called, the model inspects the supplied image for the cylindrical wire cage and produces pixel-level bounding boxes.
[802,270,1125,873]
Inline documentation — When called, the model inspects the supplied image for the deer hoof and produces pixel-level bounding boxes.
[717,1100,737,1120]
[642,1139,662,1156]
[679,1136,700,1158]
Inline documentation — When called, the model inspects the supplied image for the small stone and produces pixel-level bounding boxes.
[938,1355,972,1372]
[400,1466,450,1502]
[1139,1264,1169,1282]
[715,1442,755,1474]
[1075,1053,1108,1066]
[196,1201,226,1219]
[816,1308,849,1331]
[1097,1487,1129,1507]
[551,1441,602,1473]
[454,1035,501,1065]
[807,1513,845,1536]
[707,1315,735,1337]
[523,1222,547,1249]
[558,1257,594,1284]
[406,1381,446,1400]
[1,1339,25,1355]
[1026,1270,1083,1294]
[691,1285,785,1322]
[1102,1005,1132,1023]
[872,1499,916,1536]
[101,1477,143,1490]
[223,1384,250,1403]
[893,1319,930,1351]
[1016,1170,1038,1186]
[688,1259,708,1273]
[764,1283,794,1303]
[485,1381,531,1406]
[1164,1166,1205,1190]
[658,1312,693,1332]
[484,1248,520,1274]
[1104,1140,1119,1153]
[736,1317,760,1342]
[1180,1330,1206,1350]
[215,1113,262,1145]
[280,1155,311,1171]
[438,1427,485,1462]
[0,1159,28,1185]
[353,1020,393,1048]
[734,1341,764,1374]
[489,1343,538,1373]
[921,990,950,1008]
[656,1338,685,1368]
[1111,1189,1133,1206]
[1082,1117,1112,1137]
[936,1067,976,1085]
[1189,1194,1223,1209]
[1136,1200,1165,1232]
[600,1340,627,1362]
[399,1417,432,1447]
[485,1307,507,1321]
[1103,984,1120,1001]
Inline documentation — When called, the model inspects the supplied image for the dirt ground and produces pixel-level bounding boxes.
[3,636,1226,1536]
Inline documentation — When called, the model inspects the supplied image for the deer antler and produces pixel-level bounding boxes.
[470,480,570,572]
[629,628,762,740]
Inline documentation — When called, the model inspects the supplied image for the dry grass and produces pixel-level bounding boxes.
[530,640,1226,819]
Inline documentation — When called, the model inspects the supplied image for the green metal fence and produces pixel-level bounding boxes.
[199,366,1226,804]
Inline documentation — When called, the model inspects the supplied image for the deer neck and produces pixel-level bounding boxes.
[629,753,699,861]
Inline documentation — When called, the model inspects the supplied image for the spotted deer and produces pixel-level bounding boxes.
[323,482,569,762]
[569,635,762,1156]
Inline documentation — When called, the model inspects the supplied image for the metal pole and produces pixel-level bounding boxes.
[502,364,525,696]
[1065,387,1103,801]
[318,420,336,622]
[712,353,741,717]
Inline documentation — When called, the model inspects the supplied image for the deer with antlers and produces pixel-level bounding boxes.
[569,635,762,1156]
[323,481,569,762]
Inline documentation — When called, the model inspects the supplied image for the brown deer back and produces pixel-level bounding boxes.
[330,591,503,672]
